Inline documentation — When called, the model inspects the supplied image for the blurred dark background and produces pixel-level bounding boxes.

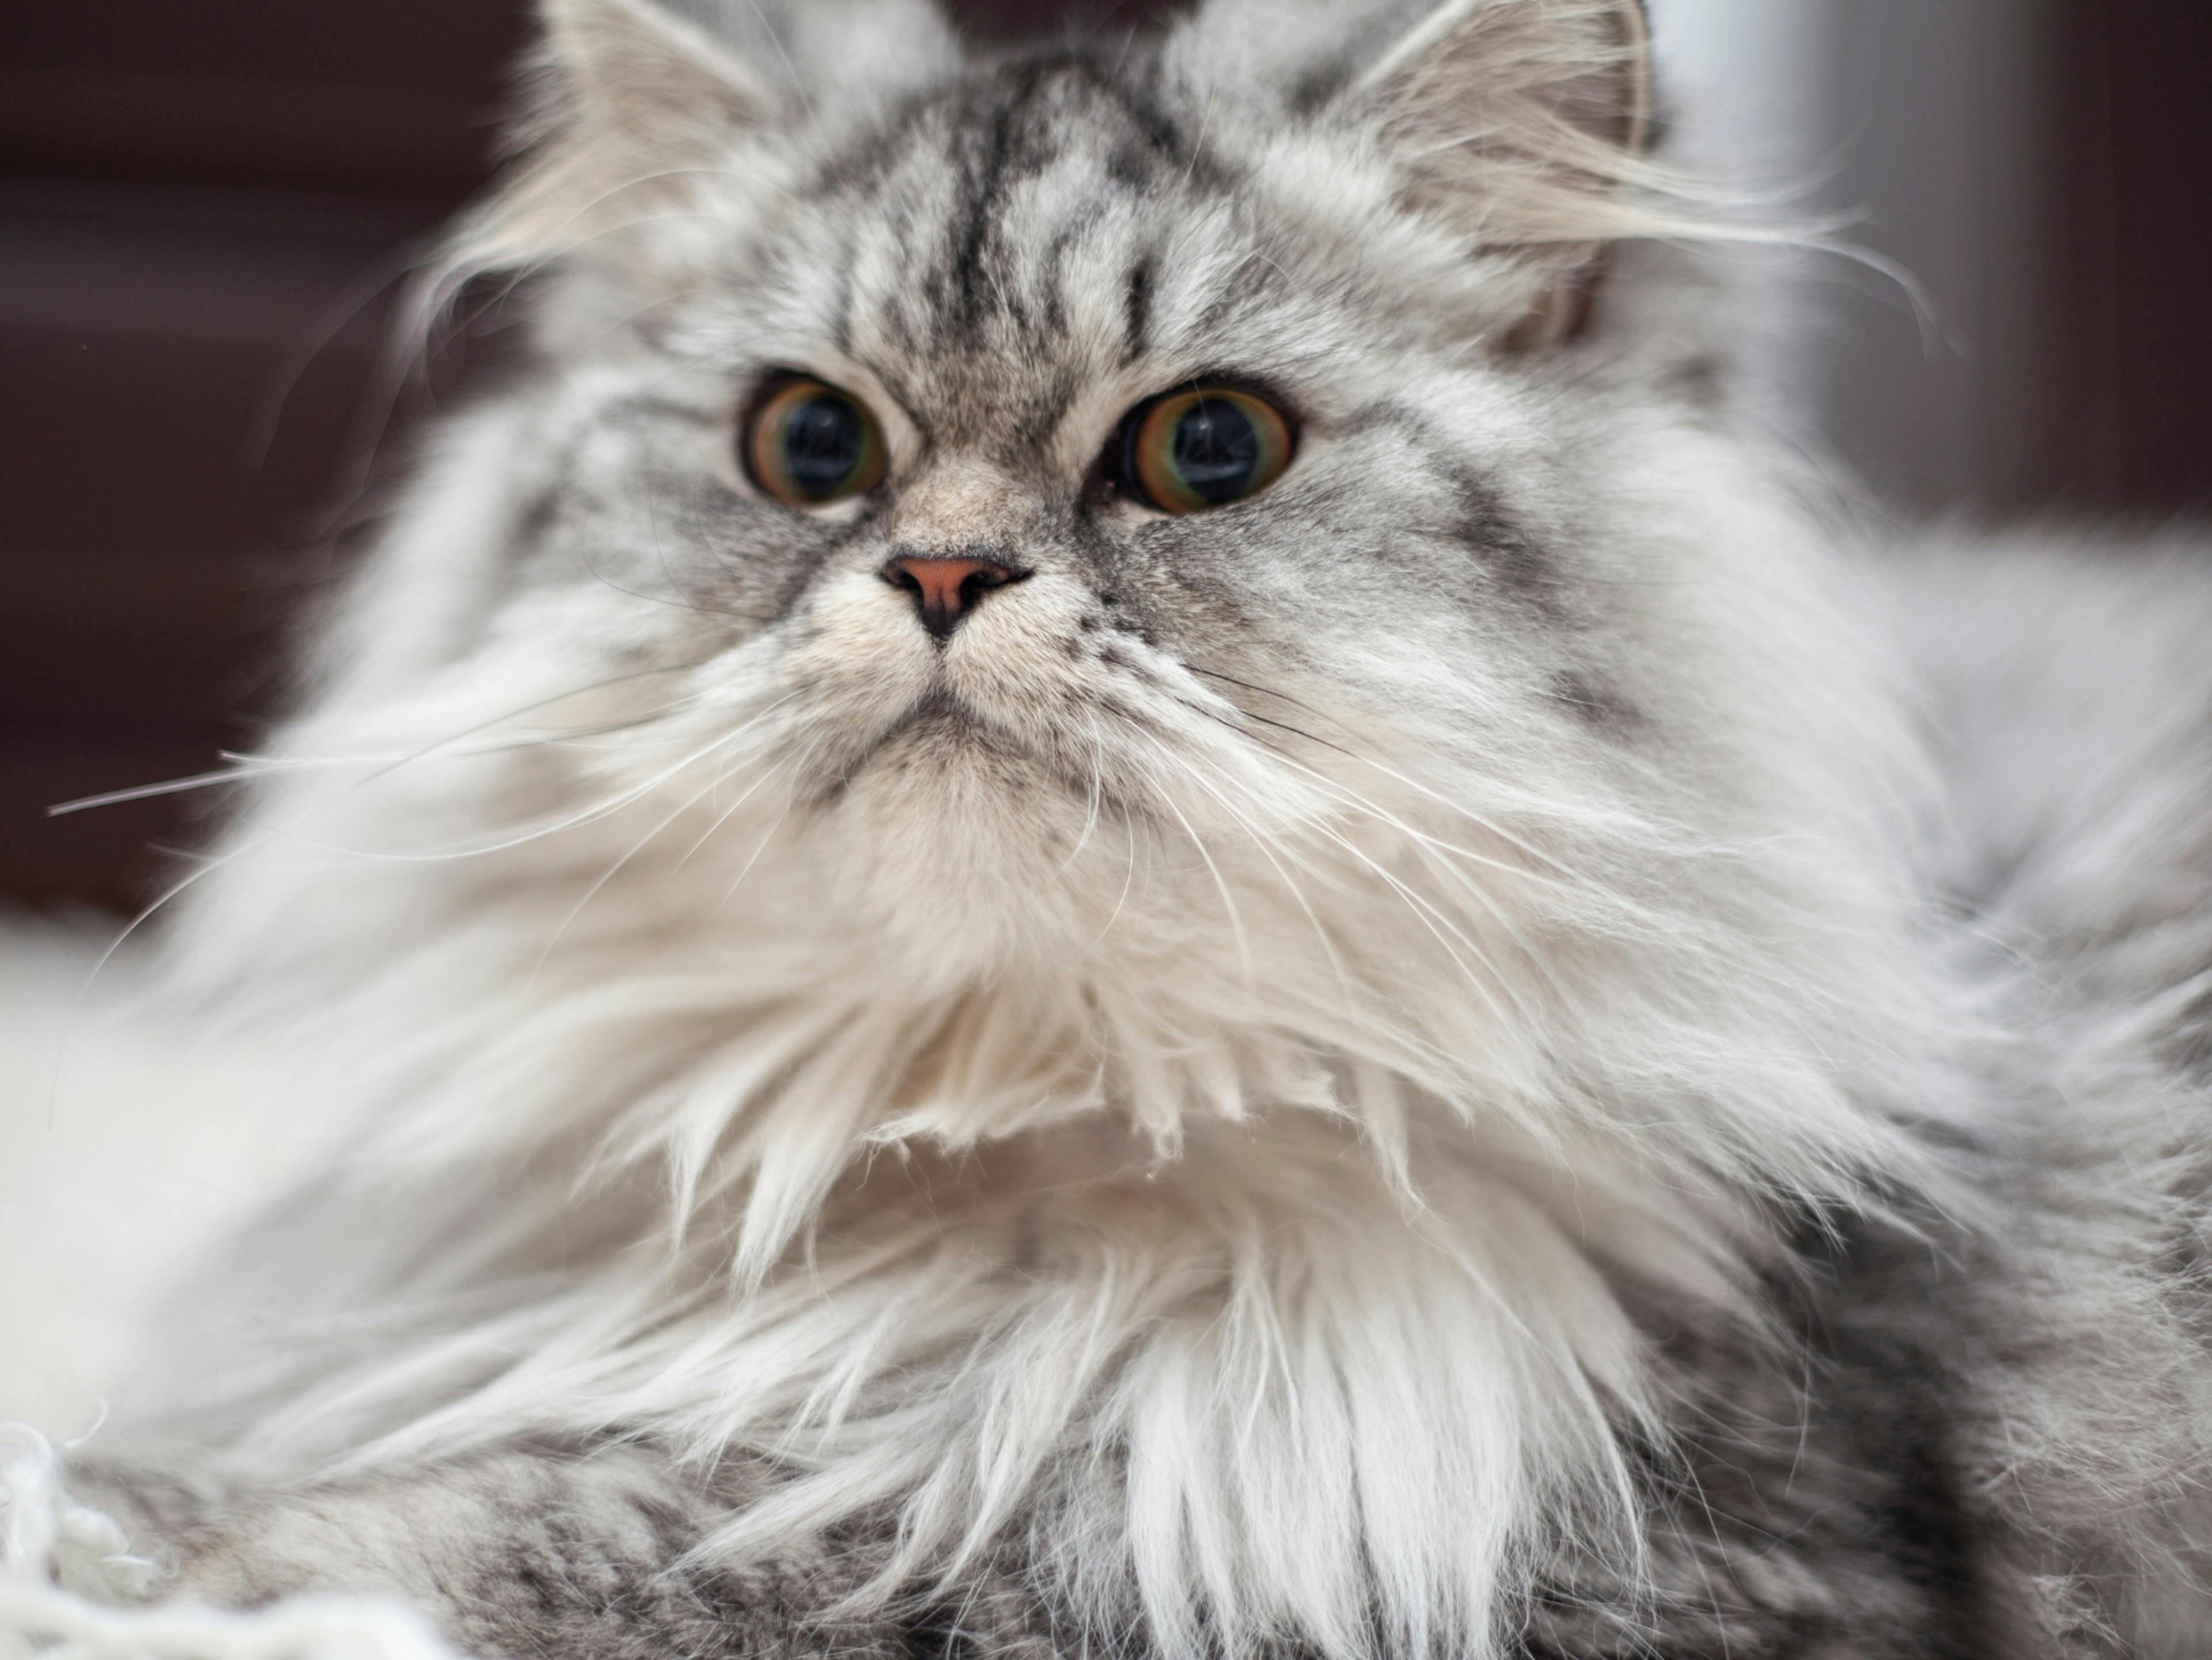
[2,1,2208,912]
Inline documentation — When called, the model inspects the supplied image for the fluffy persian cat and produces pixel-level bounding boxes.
[7,0,2212,1655]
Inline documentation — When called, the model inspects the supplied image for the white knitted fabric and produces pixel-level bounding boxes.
[0,1423,460,1660]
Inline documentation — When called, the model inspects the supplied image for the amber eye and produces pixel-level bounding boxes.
[1114,385,1294,514]
[743,376,887,506]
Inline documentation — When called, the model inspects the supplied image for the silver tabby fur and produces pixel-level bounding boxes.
[44,0,2212,1655]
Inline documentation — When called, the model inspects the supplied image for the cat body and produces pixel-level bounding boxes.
[13,1,2212,1656]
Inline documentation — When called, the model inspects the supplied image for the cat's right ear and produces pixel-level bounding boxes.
[448,0,779,277]
[540,0,775,164]
[456,0,959,277]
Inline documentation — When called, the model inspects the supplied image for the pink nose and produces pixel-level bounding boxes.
[882,555,1018,639]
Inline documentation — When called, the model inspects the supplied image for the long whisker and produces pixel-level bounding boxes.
[1297,814,1535,1038]
[243,680,795,870]
[1081,718,1142,956]
[1182,664,1330,723]
[676,746,802,868]
[1191,728,1589,1009]
[528,728,790,978]
[1054,716,1112,876]
[45,713,702,823]
[1153,700,1550,1033]
[1186,693,1608,903]
[715,751,813,914]
[50,818,297,1126]
[1285,758,1667,939]
[47,659,724,820]
[1120,744,1253,993]
[50,667,704,1103]
[48,766,295,818]
[263,725,762,865]
[1181,661,1611,887]
[1200,699,1361,763]
[1134,733,1357,1009]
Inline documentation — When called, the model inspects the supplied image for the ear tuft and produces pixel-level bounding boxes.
[1355,0,1666,346]
[1355,0,1654,248]
[448,0,777,279]
[541,0,774,152]
[1164,0,1675,344]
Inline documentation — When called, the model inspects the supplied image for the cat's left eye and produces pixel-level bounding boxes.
[1113,385,1294,515]
[743,376,888,507]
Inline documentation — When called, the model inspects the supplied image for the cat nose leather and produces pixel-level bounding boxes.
[882,554,1018,640]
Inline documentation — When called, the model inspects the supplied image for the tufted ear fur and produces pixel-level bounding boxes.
[1372,0,1652,344]
[452,0,957,277]
[541,0,774,161]
[1169,0,1658,346]
[666,0,963,106]
[1360,2,1650,221]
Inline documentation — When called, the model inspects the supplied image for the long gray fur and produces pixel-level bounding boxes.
[28,2,2212,1657]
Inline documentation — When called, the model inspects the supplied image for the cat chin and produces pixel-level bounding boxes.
[813,722,1146,983]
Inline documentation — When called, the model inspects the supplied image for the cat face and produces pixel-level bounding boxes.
[248,0,1915,1109]
[354,0,1756,982]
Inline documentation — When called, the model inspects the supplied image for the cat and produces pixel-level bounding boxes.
[7,0,2212,1655]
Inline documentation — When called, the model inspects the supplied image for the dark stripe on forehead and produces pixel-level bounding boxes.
[1122,255,1155,366]
[921,52,1202,342]
[1036,213,1085,335]
[830,236,857,356]
[946,67,1034,334]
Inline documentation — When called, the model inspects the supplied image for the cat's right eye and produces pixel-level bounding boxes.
[742,376,888,508]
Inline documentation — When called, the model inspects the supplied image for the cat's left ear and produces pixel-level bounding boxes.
[1348,0,1652,166]
[1168,0,1656,346]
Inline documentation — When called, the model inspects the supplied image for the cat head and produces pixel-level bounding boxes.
[203,0,1932,1195]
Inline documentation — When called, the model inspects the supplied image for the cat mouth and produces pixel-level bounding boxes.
[839,689,1021,777]
[878,689,991,745]
[821,687,1109,808]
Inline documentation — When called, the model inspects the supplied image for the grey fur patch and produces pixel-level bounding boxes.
[1548,669,1642,733]
[57,5,2212,1660]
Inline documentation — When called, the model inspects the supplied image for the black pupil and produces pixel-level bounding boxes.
[1172,397,1259,504]
[781,393,866,497]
